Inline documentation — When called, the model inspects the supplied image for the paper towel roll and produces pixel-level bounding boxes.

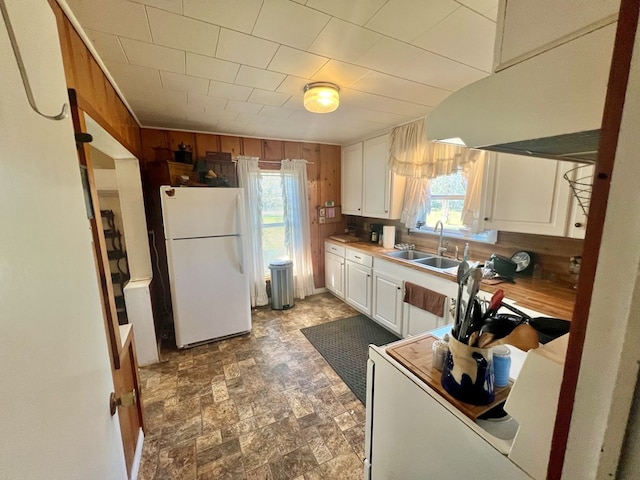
[383,226,396,248]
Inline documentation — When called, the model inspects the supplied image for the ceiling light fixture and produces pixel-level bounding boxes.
[303,82,340,113]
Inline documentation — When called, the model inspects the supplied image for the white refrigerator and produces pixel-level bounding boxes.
[160,186,251,348]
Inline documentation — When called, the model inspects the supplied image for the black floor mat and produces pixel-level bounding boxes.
[301,315,400,404]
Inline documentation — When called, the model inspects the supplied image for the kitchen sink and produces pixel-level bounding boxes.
[414,256,462,270]
[385,250,432,261]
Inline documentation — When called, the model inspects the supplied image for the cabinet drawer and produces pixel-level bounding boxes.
[325,242,345,257]
[346,249,373,268]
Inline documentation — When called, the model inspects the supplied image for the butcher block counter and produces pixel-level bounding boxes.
[327,237,575,320]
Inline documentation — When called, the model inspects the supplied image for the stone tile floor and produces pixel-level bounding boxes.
[138,293,367,480]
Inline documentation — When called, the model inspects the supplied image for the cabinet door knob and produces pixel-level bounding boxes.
[574,222,583,228]
[484,217,489,221]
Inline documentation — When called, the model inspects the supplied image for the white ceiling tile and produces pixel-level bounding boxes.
[350,71,450,106]
[160,71,210,95]
[405,50,488,90]
[483,5,499,21]
[344,88,430,117]
[183,0,263,33]
[188,93,228,112]
[65,0,151,41]
[258,105,296,119]
[235,65,286,90]
[104,60,163,93]
[248,89,291,107]
[130,0,182,14]
[85,29,127,63]
[236,113,271,126]
[308,18,382,63]
[225,101,263,115]
[252,0,330,50]
[216,29,279,69]
[186,53,239,83]
[268,46,329,78]
[312,60,370,87]
[282,94,309,112]
[356,37,424,76]
[120,38,185,74]
[412,7,496,71]
[147,7,219,57]
[277,76,312,96]
[365,0,459,43]
[208,80,253,101]
[456,0,499,16]
[305,0,388,25]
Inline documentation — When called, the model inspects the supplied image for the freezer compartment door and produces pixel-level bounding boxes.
[166,236,251,347]
[161,186,244,239]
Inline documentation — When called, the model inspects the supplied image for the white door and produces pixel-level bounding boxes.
[166,235,251,347]
[345,261,372,315]
[1,0,127,477]
[325,251,345,299]
[372,273,403,335]
[341,142,363,215]
[161,186,243,239]
[483,152,573,236]
[362,134,391,218]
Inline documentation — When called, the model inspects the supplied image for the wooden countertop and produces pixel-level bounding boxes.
[326,239,576,319]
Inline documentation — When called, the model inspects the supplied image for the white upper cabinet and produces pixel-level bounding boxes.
[341,143,363,215]
[342,134,405,219]
[482,153,574,236]
[495,0,620,69]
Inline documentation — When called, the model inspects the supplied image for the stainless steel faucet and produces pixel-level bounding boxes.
[434,220,447,256]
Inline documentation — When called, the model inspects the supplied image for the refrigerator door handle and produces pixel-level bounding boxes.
[237,235,244,275]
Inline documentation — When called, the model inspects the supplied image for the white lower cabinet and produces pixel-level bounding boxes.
[324,251,345,299]
[344,248,374,315]
[345,260,372,315]
[372,272,403,335]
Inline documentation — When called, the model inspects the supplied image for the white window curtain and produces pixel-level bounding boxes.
[389,118,484,177]
[390,118,486,229]
[236,156,269,307]
[400,177,431,229]
[461,155,486,233]
[281,159,315,300]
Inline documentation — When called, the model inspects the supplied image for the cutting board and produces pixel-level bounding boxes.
[328,235,362,243]
[386,334,512,420]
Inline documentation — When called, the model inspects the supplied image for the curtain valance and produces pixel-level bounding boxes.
[389,118,484,178]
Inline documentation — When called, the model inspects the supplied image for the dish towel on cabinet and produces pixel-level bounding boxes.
[403,282,447,317]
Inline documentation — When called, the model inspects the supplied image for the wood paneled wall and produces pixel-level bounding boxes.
[48,0,141,158]
[140,128,346,289]
[353,216,585,287]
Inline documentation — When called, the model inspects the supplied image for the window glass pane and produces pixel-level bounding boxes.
[425,170,467,229]
[260,172,286,273]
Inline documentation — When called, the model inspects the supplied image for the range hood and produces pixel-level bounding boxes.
[426,23,617,163]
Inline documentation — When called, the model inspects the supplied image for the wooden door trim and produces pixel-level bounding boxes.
[547,1,640,478]
[68,88,122,369]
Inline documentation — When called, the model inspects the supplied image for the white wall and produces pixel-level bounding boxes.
[0,1,126,478]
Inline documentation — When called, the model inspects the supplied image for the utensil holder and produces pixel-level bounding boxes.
[441,335,495,405]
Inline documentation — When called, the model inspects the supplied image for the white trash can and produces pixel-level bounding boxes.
[269,259,294,310]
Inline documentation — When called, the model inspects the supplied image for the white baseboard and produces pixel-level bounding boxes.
[313,287,328,295]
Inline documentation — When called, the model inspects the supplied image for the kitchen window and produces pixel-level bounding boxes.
[422,170,466,230]
[260,172,287,274]
[411,160,497,243]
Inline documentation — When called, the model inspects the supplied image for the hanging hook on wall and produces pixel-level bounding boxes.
[0,0,68,121]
